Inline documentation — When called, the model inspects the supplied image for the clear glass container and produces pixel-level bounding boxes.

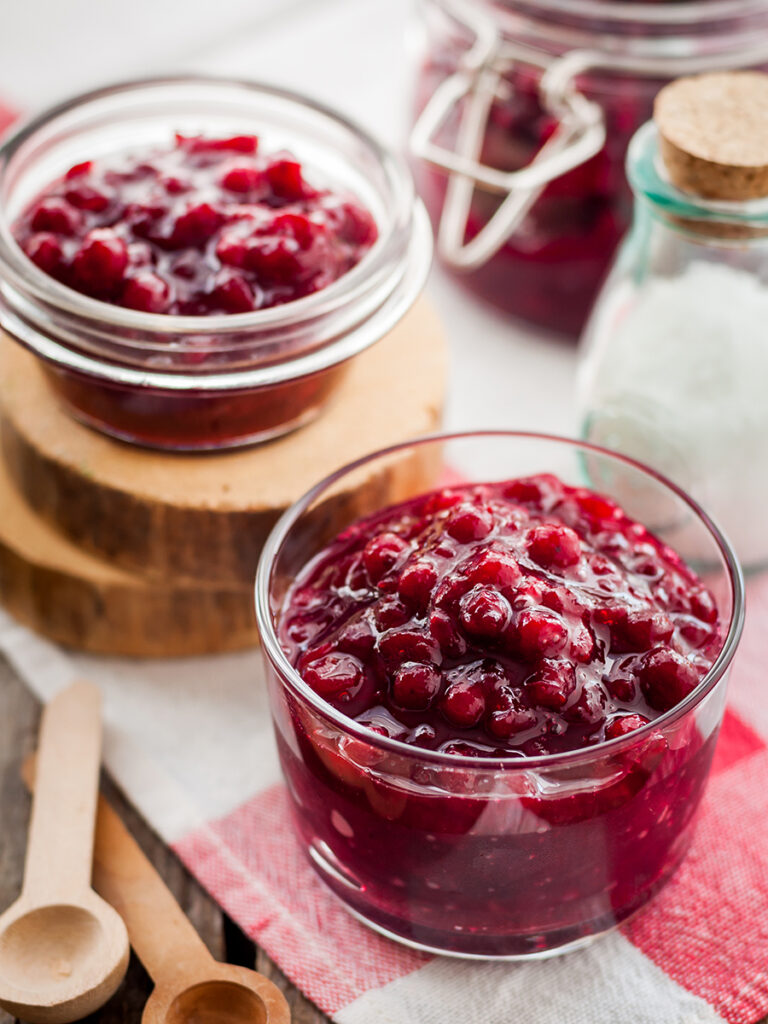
[256,432,744,959]
[410,0,768,337]
[0,77,432,450]
[580,121,768,572]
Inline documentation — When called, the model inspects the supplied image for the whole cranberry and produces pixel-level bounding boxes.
[441,678,487,728]
[487,690,537,739]
[459,586,511,640]
[638,647,701,712]
[30,197,80,235]
[428,609,468,659]
[525,659,576,710]
[527,523,582,569]
[23,233,63,275]
[72,229,128,293]
[516,608,568,659]
[445,505,494,543]
[362,533,408,584]
[301,651,363,700]
[392,663,442,711]
[121,272,171,313]
[605,714,649,740]
[398,560,439,607]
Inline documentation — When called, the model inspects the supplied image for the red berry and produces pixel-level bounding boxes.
[377,628,439,667]
[211,270,256,313]
[487,690,536,739]
[459,587,511,639]
[30,197,80,235]
[465,547,522,588]
[121,272,170,313]
[65,185,110,212]
[527,523,582,569]
[441,679,486,728]
[428,609,468,659]
[638,647,701,712]
[398,560,438,607]
[605,714,649,740]
[301,651,363,699]
[72,229,128,293]
[525,659,576,710]
[516,608,568,659]
[362,533,408,584]
[220,165,266,193]
[23,233,63,275]
[266,158,307,200]
[445,505,494,543]
[171,203,223,247]
[392,663,441,710]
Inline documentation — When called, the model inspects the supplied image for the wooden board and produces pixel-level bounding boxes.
[0,299,446,587]
[0,448,259,657]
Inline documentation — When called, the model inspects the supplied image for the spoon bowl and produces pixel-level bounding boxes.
[143,965,288,1024]
[0,895,129,1023]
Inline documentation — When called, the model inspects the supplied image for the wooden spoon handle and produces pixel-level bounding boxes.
[23,681,102,903]
[91,795,213,986]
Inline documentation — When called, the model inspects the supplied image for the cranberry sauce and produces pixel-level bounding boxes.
[272,475,725,955]
[281,475,721,756]
[414,61,674,337]
[13,133,377,315]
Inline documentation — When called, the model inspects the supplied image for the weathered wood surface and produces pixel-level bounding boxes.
[0,660,330,1024]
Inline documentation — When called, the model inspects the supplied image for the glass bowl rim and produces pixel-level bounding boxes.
[0,74,416,341]
[472,0,768,29]
[254,429,746,773]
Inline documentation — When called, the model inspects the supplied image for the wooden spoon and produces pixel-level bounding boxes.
[92,794,290,1024]
[0,681,130,1023]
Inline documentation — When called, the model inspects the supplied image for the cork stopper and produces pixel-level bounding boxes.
[654,72,768,201]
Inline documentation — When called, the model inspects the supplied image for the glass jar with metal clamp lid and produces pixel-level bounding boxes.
[409,0,768,338]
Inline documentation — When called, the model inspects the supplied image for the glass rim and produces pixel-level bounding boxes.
[255,430,745,773]
[472,0,768,29]
[628,121,768,226]
[0,74,421,344]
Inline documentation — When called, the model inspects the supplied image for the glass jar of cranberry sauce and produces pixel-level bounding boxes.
[0,77,432,450]
[410,0,768,337]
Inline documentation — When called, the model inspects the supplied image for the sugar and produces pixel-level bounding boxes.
[580,260,768,569]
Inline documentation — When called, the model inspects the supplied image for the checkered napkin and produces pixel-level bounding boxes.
[0,571,766,1024]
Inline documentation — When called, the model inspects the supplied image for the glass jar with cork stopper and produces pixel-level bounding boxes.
[578,71,768,572]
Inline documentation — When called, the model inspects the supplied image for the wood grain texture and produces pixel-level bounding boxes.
[1,298,446,587]
[0,455,258,656]
[0,665,330,1024]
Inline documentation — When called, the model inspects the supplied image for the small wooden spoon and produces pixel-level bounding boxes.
[0,681,130,1023]
[92,794,291,1024]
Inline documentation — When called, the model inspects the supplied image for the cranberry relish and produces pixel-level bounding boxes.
[281,475,721,758]
[13,133,378,315]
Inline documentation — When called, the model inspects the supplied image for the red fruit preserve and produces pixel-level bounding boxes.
[0,79,430,450]
[13,133,377,316]
[411,0,768,337]
[272,472,729,956]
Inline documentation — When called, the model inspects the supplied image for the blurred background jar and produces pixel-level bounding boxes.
[579,71,768,573]
[410,0,768,339]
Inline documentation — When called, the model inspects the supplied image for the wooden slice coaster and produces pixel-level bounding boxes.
[1,299,446,587]
[0,443,258,657]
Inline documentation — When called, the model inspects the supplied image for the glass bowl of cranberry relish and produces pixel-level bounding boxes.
[256,432,744,959]
[0,77,431,449]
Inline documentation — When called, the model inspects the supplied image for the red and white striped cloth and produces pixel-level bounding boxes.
[0,573,766,1024]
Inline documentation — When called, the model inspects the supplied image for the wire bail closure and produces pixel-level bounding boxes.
[409,4,605,270]
[410,0,768,271]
